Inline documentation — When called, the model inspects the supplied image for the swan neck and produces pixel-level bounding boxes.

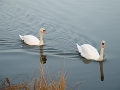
[40,31,44,45]
[99,47,104,61]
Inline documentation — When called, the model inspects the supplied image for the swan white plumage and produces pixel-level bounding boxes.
[19,28,46,46]
[77,40,105,61]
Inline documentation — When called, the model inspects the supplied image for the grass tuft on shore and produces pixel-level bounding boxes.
[1,64,66,90]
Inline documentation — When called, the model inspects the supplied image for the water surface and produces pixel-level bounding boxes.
[0,0,120,90]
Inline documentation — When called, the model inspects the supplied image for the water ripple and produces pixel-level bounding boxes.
[0,0,89,59]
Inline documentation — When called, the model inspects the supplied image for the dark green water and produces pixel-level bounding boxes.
[0,0,120,90]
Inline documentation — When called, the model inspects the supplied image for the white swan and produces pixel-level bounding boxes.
[19,28,46,46]
[77,40,105,61]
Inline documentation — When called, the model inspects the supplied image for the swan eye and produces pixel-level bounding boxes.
[43,30,47,34]
[102,40,105,45]
[43,30,46,32]
[102,43,104,45]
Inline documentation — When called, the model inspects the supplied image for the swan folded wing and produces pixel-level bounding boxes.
[22,35,40,45]
[19,35,23,40]
[81,44,100,60]
[77,44,82,53]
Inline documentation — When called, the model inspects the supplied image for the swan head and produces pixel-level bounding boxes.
[101,40,105,48]
[40,28,47,34]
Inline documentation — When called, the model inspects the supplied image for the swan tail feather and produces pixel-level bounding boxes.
[19,34,23,40]
[77,44,82,53]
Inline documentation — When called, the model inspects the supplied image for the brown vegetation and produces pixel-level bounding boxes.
[1,65,66,90]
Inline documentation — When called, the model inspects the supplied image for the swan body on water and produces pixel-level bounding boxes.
[77,40,105,61]
[19,28,46,46]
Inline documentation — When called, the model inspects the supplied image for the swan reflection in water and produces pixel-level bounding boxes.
[82,59,104,81]
[99,61,104,81]
[40,46,47,64]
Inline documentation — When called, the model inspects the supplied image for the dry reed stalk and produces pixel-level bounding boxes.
[1,64,66,90]
[1,83,29,90]
[33,64,66,90]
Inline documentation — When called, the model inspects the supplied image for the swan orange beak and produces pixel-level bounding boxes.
[43,30,47,34]
[102,43,105,48]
